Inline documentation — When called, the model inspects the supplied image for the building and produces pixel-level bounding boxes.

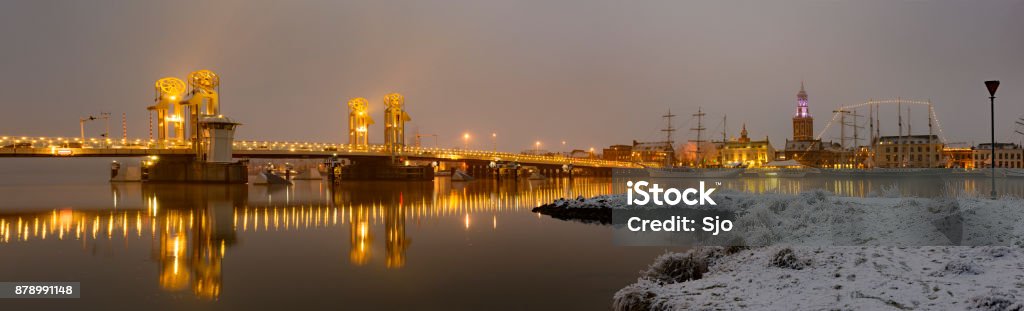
[569,149,596,159]
[873,135,944,168]
[974,143,1023,168]
[783,82,845,167]
[602,144,632,162]
[942,147,974,169]
[632,140,675,167]
[717,124,775,167]
[792,81,814,141]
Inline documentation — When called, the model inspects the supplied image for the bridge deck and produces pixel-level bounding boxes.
[0,137,638,168]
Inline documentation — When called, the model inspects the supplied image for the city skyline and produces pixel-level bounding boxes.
[1,0,1022,152]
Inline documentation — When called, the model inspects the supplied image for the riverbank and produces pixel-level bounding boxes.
[533,191,1024,309]
[614,245,1024,310]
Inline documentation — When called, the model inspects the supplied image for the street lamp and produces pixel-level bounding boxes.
[535,141,541,154]
[985,80,1000,199]
[491,133,497,152]
[463,132,470,150]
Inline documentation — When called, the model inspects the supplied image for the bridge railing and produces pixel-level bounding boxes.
[0,136,193,150]
[0,136,639,168]
[231,140,639,168]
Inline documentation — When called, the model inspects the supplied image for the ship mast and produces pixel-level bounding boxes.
[690,107,706,167]
[661,109,676,167]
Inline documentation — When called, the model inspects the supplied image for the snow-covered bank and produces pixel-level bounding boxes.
[615,246,1024,310]
[532,191,1024,309]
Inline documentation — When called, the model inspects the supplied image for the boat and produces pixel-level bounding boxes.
[645,167,744,178]
[451,170,474,182]
[251,171,293,185]
[746,160,820,178]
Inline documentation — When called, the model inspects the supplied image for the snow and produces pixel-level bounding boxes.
[544,191,1024,309]
[550,194,628,210]
[616,246,1024,310]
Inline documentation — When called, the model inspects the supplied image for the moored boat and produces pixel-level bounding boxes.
[645,167,744,178]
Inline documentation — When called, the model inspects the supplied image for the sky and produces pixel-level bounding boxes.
[1,0,1022,153]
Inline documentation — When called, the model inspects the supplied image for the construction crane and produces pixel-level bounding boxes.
[79,112,111,141]
[413,128,438,148]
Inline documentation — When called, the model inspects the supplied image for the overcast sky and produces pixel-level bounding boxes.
[1,0,1022,152]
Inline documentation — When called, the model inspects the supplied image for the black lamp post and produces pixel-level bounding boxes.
[985,80,1000,199]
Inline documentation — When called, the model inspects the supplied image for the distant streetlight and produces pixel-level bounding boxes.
[985,80,1000,199]
[463,132,470,149]
[491,133,497,152]
[535,141,541,154]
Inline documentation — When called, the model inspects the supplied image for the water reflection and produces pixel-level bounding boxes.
[4,176,1020,301]
[0,178,612,300]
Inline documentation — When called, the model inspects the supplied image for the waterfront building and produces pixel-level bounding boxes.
[873,135,944,168]
[942,147,975,169]
[569,149,596,159]
[783,82,845,167]
[602,144,632,162]
[792,82,814,141]
[632,140,675,167]
[973,143,1023,168]
[717,124,775,167]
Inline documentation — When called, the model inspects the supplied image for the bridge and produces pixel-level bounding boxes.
[0,136,635,168]
[0,69,638,180]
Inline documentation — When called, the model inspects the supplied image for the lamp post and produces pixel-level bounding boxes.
[491,133,497,152]
[463,132,470,150]
[985,80,1000,199]
[535,141,541,154]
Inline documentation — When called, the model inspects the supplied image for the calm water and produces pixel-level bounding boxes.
[2,159,1024,310]
[0,158,678,310]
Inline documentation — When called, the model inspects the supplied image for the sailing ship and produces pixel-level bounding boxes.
[643,108,744,178]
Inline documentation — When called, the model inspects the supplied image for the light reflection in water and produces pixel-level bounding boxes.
[5,176,1019,301]
[0,177,612,300]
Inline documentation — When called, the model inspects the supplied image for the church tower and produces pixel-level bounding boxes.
[792,81,814,141]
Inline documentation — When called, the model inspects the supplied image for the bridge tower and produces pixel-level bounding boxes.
[149,77,187,142]
[347,97,373,148]
[184,70,221,148]
[383,93,410,153]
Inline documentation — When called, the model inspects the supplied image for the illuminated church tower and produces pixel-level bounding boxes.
[792,81,814,141]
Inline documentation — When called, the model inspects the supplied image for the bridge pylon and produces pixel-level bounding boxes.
[383,93,410,153]
[347,97,372,148]
[149,77,187,143]
[184,70,221,150]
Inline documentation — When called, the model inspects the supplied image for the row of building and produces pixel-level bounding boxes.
[598,83,1023,169]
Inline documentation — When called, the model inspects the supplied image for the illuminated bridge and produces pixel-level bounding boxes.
[0,69,639,177]
[0,137,636,170]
